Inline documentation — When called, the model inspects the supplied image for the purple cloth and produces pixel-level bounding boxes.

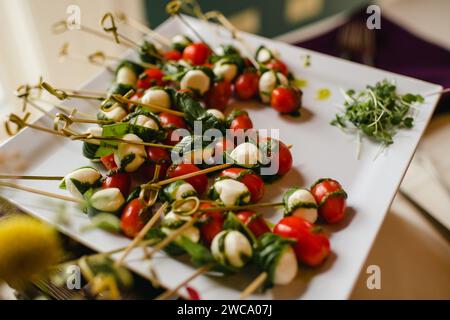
[295,11,450,113]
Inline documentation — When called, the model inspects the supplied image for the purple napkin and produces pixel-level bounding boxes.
[295,11,450,113]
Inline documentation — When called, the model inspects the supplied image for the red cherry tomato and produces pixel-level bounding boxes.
[100,154,118,170]
[167,163,208,195]
[137,68,165,90]
[196,202,224,245]
[270,86,302,114]
[159,112,189,146]
[236,211,271,238]
[235,72,259,100]
[259,137,293,176]
[102,172,131,197]
[147,146,171,164]
[120,199,147,238]
[204,80,232,111]
[229,113,253,132]
[164,50,182,61]
[311,179,347,224]
[274,216,330,267]
[182,43,211,66]
[266,59,288,75]
[220,168,265,203]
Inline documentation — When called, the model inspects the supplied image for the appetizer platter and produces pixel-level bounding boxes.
[0,2,442,300]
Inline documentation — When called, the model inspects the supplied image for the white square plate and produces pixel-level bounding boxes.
[0,17,442,299]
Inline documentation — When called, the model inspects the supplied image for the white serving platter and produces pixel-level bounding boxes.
[0,16,442,300]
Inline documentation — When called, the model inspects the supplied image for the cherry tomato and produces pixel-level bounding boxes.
[137,146,171,181]
[220,168,265,203]
[159,112,188,146]
[274,216,330,267]
[204,80,232,111]
[258,137,293,176]
[266,59,288,75]
[137,68,165,90]
[235,72,259,100]
[164,50,182,61]
[311,179,347,224]
[182,43,211,66]
[100,154,118,170]
[102,172,131,197]
[196,202,224,245]
[120,199,148,238]
[236,211,270,238]
[228,111,253,132]
[167,163,208,195]
[270,86,302,114]
[147,146,171,164]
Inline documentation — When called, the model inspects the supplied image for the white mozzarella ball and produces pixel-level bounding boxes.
[273,246,298,285]
[256,48,272,64]
[114,134,147,172]
[212,179,250,206]
[174,183,196,201]
[90,188,125,212]
[85,126,103,145]
[180,70,211,95]
[64,167,102,199]
[100,105,128,122]
[230,142,262,167]
[132,115,159,130]
[116,67,137,86]
[162,211,200,243]
[206,109,225,121]
[213,59,238,82]
[172,35,191,47]
[141,89,171,109]
[287,189,318,224]
[211,230,252,269]
[258,71,288,103]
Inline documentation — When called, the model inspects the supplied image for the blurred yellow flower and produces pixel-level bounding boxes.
[0,215,62,284]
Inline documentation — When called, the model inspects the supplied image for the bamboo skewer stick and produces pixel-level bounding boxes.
[198,201,284,212]
[115,11,171,48]
[41,82,106,101]
[155,263,213,300]
[0,181,82,204]
[111,94,185,117]
[239,272,268,300]
[115,202,169,266]
[0,175,64,181]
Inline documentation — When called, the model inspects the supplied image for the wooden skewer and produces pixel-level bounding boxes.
[52,20,133,49]
[88,51,158,70]
[115,11,171,48]
[0,181,82,204]
[239,272,268,300]
[146,218,198,259]
[59,42,115,72]
[198,201,284,213]
[155,263,213,300]
[153,163,231,187]
[112,94,185,117]
[101,12,141,48]
[204,10,259,69]
[41,81,106,101]
[166,1,216,54]
[115,202,169,266]
[0,175,64,181]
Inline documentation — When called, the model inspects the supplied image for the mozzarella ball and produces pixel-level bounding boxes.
[213,59,238,82]
[230,142,262,167]
[286,189,318,224]
[258,71,288,103]
[64,167,102,199]
[99,105,127,122]
[206,109,225,121]
[114,134,147,172]
[90,188,125,212]
[172,34,191,48]
[116,67,137,86]
[162,211,200,243]
[141,89,171,109]
[211,230,253,269]
[212,179,250,206]
[273,246,298,285]
[85,126,103,145]
[131,115,159,130]
[180,70,211,95]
